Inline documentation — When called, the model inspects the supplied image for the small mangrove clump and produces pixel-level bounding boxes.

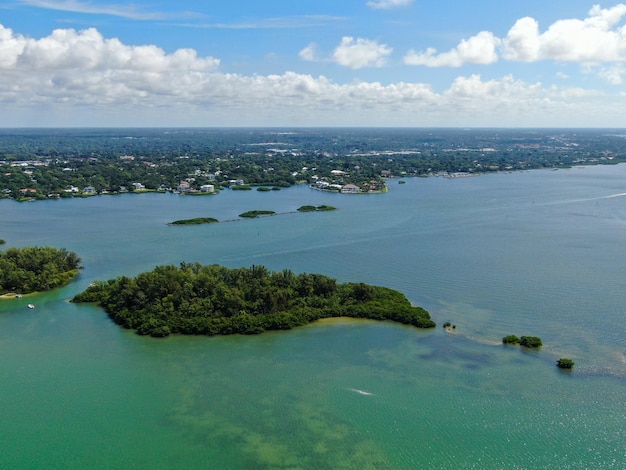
[502,335,521,345]
[556,358,575,369]
[239,210,276,218]
[520,336,542,348]
[297,205,337,212]
[169,217,219,225]
[502,335,542,348]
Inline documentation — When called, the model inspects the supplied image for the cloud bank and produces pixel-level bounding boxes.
[406,4,626,68]
[0,23,620,127]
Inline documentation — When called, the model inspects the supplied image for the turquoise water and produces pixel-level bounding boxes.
[1,166,625,468]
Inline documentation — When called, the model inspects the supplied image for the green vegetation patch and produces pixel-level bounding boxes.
[71,263,436,338]
[502,335,521,345]
[231,185,252,191]
[169,217,219,225]
[0,246,82,294]
[239,210,276,218]
[256,187,272,192]
[297,205,337,212]
[520,336,542,348]
[556,358,575,369]
[502,334,542,348]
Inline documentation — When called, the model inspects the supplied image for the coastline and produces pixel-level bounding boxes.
[3,163,622,203]
[0,292,37,300]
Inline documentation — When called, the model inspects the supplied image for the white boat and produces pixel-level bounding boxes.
[27,304,35,309]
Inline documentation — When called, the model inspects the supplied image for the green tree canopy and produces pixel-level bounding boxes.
[72,263,435,337]
[0,246,82,293]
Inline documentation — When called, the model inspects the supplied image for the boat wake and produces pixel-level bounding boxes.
[348,388,374,396]
[544,192,626,206]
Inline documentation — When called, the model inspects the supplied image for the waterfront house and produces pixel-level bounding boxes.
[341,184,361,194]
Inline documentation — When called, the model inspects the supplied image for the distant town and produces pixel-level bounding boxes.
[1,128,625,200]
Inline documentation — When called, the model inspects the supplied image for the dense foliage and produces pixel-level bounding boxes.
[556,358,575,369]
[0,246,81,293]
[502,335,521,345]
[71,263,436,337]
[520,336,543,348]
[239,210,275,218]
[297,205,337,212]
[169,217,218,225]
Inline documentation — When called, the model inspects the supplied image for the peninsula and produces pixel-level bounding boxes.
[71,263,436,337]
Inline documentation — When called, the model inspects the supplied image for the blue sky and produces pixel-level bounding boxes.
[1,1,626,127]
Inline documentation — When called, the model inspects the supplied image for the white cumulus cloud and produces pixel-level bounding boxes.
[0,24,621,127]
[503,4,626,62]
[332,36,393,69]
[404,31,500,67]
[299,42,319,62]
[0,24,219,72]
[367,0,413,10]
[407,4,626,69]
[598,65,625,84]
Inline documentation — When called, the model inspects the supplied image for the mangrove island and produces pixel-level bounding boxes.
[0,246,82,295]
[71,263,436,337]
[297,205,337,212]
[169,217,219,225]
[239,210,276,218]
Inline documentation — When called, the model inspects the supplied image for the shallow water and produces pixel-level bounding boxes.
[1,165,625,468]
